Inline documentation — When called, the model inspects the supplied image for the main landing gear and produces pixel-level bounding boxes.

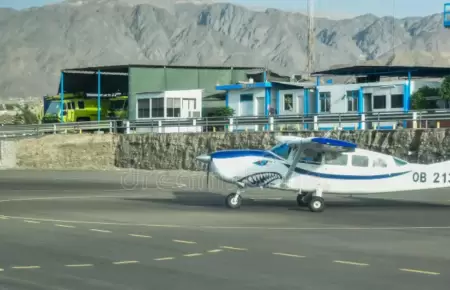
[297,190,325,213]
[225,188,243,209]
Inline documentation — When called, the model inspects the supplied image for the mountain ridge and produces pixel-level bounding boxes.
[0,0,449,98]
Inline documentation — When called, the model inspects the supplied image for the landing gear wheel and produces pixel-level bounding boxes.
[308,197,325,213]
[296,194,308,207]
[226,193,242,209]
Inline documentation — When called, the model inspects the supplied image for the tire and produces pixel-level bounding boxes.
[308,197,325,213]
[225,193,242,209]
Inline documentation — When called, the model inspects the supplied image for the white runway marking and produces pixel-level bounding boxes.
[399,268,440,275]
[207,249,223,253]
[55,224,76,228]
[129,234,152,238]
[23,220,40,224]
[89,229,111,233]
[113,261,139,265]
[273,252,306,258]
[173,239,197,244]
[2,195,450,231]
[65,264,93,267]
[11,266,40,270]
[333,260,369,266]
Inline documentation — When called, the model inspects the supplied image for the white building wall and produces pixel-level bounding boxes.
[227,88,266,131]
[133,89,203,133]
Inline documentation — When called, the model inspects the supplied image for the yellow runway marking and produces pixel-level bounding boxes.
[273,252,306,258]
[400,268,440,275]
[220,246,248,251]
[183,253,203,257]
[11,266,41,269]
[207,249,223,253]
[173,239,197,244]
[154,257,175,261]
[65,264,93,267]
[113,261,139,265]
[89,229,111,233]
[333,260,369,266]
[129,234,152,238]
[55,224,76,228]
[24,220,40,224]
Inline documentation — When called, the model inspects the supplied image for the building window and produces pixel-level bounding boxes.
[78,101,85,109]
[240,94,254,116]
[319,92,330,113]
[284,94,293,111]
[167,98,181,117]
[351,155,369,167]
[391,94,404,109]
[151,97,164,118]
[346,90,358,112]
[137,99,150,118]
[373,95,386,109]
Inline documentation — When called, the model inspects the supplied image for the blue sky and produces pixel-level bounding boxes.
[0,0,446,18]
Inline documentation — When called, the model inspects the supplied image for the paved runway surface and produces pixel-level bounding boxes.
[1,169,450,290]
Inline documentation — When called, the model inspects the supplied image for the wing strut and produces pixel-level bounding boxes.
[280,145,303,188]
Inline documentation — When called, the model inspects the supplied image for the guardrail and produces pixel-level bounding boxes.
[0,110,449,138]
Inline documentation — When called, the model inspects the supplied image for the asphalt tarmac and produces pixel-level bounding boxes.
[0,169,450,290]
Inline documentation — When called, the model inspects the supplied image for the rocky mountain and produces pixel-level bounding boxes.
[0,0,449,98]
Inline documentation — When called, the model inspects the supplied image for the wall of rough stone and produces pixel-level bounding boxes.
[10,129,450,170]
[115,129,450,171]
[16,134,119,169]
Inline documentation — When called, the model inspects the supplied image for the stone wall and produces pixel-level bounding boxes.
[115,129,450,171]
[16,134,119,169]
[11,129,450,170]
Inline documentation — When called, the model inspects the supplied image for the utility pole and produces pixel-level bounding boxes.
[306,0,315,78]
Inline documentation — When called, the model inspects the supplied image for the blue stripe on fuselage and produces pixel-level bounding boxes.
[284,164,411,180]
[210,150,283,160]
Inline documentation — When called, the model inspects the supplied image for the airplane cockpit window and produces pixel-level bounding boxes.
[351,155,369,167]
[393,157,408,166]
[373,157,388,168]
[300,149,322,164]
[323,152,348,166]
[270,143,290,160]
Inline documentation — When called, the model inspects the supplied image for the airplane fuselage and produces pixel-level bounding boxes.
[209,148,450,195]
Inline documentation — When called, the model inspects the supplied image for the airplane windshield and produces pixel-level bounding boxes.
[270,143,290,160]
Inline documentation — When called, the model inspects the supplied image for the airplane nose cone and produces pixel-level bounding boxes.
[196,154,211,164]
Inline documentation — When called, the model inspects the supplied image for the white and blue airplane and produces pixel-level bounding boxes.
[196,135,450,213]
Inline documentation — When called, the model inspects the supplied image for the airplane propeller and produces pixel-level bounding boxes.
[196,154,212,189]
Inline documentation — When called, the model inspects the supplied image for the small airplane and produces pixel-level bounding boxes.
[196,135,450,213]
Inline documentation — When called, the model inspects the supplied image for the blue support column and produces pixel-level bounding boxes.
[59,72,64,123]
[358,87,363,129]
[225,92,229,107]
[265,88,271,116]
[315,77,320,113]
[403,71,411,128]
[276,90,280,115]
[97,70,101,123]
[303,88,309,130]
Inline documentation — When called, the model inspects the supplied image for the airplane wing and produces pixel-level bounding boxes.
[275,136,357,153]
[276,136,357,188]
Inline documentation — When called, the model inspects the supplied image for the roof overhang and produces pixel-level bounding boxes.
[311,65,450,78]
